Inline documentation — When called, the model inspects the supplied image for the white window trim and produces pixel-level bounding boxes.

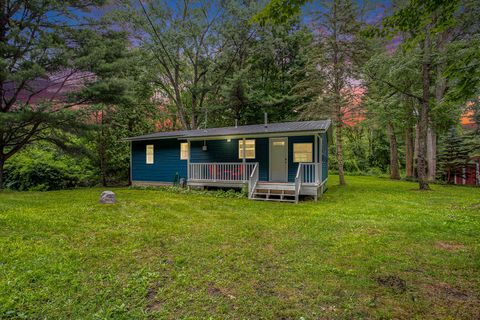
[238,139,255,159]
[293,142,313,163]
[180,142,189,160]
[146,144,154,164]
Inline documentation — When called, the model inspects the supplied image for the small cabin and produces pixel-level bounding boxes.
[449,156,480,186]
[126,120,331,202]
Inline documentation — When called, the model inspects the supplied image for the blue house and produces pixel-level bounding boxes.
[126,120,331,202]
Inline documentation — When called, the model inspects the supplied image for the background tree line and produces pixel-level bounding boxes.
[1,0,478,191]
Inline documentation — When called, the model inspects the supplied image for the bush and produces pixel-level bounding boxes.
[130,185,248,199]
[4,147,95,191]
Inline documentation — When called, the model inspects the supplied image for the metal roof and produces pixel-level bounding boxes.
[125,119,331,141]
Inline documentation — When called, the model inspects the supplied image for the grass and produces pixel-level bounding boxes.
[0,176,479,319]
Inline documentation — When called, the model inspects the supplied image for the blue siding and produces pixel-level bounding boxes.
[322,132,328,181]
[190,138,269,181]
[287,136,315,182]
[131,139,187,182]
[130,133,328,184]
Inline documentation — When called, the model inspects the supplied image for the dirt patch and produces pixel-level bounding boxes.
[207,282,236,300]
[253,279,276,297]
[375,275,407,293]
[450,202,480,210]
[418,281,480,318]
[424,282,470,301]
[435,241,465,251]
[146,283,162,312]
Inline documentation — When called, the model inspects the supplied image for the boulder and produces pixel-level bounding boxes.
[99,191,116,204]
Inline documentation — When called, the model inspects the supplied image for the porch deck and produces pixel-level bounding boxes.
[187,162,327,202]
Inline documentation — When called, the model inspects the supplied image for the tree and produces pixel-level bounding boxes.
[76,34,158,186]
[215,18,312,126]
[113,0,238,130]
[368,0,461,190]
[296,0,368,185]
[0,0,109,189]
[437,127,471,183]
[364,50,422,180]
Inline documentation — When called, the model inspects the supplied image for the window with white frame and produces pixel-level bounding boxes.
[180,142,189,160]
[238,139,255,159]
[146,145,154,164]
[293,143,313,162]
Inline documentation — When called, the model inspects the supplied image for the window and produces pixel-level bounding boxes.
[238,139,255,159]
[146,145,154,164]
[293,143,313,162]
[180,142,189,160]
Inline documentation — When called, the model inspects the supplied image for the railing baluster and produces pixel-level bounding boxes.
[189,163,264,183]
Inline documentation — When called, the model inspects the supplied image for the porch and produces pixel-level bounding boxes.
[187,162,327,202]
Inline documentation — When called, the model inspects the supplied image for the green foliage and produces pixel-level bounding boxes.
[130,185,248,199]
[4,146,94,191]
[368,0,460,48]
[437,127,472,182]
[0,0,119,188]
[252,0,308,25]
[214,19,312,126]
[444,36,480,108]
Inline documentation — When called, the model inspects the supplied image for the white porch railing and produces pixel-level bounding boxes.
[300,163,321,184]
[295,162,324,203]
[189,162,257,182]
[248,163,259,198]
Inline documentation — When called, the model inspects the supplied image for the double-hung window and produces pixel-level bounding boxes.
[180,142,189,160]
[146,145,154,164]
[293,143,313,162]
[238,140,255,159]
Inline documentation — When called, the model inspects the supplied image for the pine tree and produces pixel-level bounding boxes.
[297,0,368,185]
[437,127,471,183]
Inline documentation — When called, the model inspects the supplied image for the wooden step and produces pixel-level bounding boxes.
[256,183,295,191]
[250,196,296,203]
[251,187,297,203]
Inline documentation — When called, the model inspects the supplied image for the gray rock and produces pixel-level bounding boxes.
[99,190,116,204]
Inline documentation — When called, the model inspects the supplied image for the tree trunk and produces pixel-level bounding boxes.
[99,110,108,187]
[332,1,345,186]
[414,125,419,178]
[426,124,436,181]
[100,147,107,187]
[335,121,346,185]
[387,122,401,180]
[405,126,414,178]
[428,29,449,182]
[417,36,431,190]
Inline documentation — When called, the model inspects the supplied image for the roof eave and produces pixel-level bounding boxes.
[123,135,186,142]
[184,129,328,141]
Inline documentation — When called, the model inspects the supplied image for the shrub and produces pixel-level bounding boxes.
[4,147,95,191]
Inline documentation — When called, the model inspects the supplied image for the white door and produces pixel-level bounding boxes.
[269,138,288,182]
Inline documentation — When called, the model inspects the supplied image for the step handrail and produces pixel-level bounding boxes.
[248,162,259,199]
[294,163,304,203]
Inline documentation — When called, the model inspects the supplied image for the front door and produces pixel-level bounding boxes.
[269,137,288,182]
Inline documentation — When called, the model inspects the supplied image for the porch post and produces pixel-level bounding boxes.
[242,137,246,182]
[318,134,323,184]
[187,140,191,182]
[129,141,132,186]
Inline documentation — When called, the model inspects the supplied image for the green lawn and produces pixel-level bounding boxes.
[0,176,479,319]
